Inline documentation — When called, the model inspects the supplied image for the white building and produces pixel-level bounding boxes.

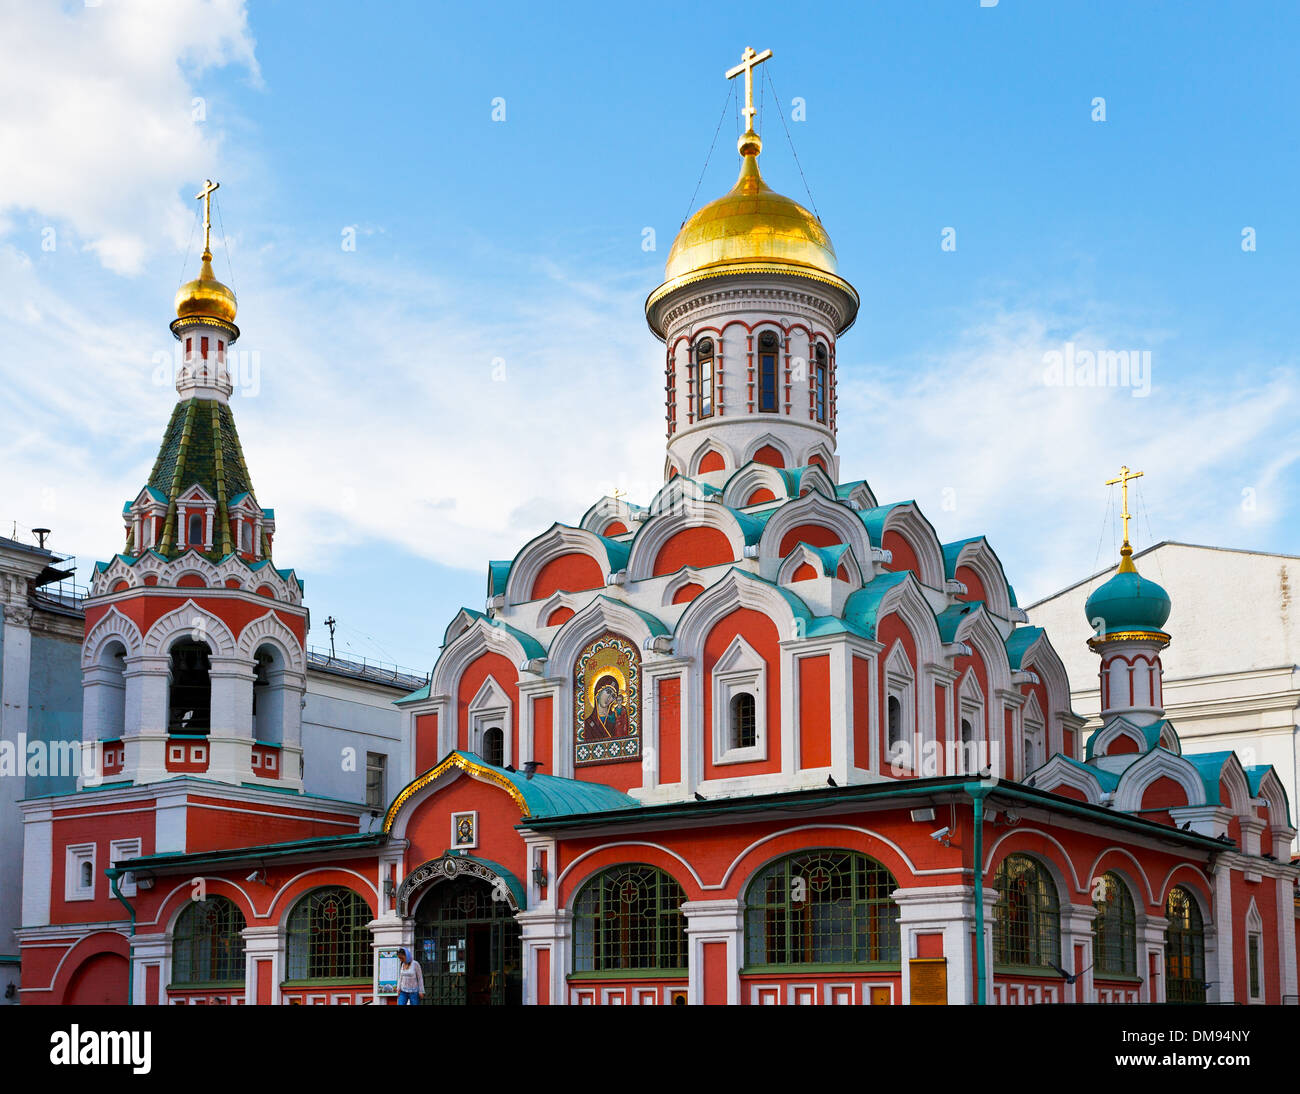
[1026,541,1300,847]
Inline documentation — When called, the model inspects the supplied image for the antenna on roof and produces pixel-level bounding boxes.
[324,616,337,660]
[33,527,50,549]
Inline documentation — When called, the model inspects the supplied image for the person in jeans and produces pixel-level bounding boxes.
[395,948,423,1005]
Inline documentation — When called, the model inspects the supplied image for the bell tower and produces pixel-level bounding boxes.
[81,182,309,792]
[647,47,859,486]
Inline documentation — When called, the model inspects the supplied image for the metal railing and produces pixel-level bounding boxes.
[306,646,429,690]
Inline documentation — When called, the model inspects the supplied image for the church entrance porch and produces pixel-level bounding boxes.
[413,877,522,1005]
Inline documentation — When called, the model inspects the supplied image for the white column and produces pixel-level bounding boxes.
[1209,862,1234,1003]
[367,917,414,1006]
[1060,903,1097,1003]
[203,507,214,551]
[517,909,571,1006]
[1139,916,1169,1003]
[207,655,255,784]
[243,925,285,1006]
[681,898,742,1005]
[1277,871,1298,1003]
[894,884,995,1005]
[120,654,170,784]
[131,935,170,1006]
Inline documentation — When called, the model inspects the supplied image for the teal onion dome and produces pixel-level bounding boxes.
[1084,550,1171,638]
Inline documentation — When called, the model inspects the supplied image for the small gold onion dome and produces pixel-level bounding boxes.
[175,249,237,323]
[662,130,839,284]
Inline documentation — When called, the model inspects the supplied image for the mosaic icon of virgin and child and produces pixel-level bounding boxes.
[582,673,630,741]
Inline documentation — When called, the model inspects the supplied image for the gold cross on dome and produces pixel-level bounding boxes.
[1104,465,1144,548]
[726,46,773,133]
[195,179,220,257]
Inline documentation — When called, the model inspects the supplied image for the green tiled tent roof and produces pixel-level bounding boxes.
[144,397,263,558]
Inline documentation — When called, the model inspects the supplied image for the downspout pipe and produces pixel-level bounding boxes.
[107,868,136,1006]
[964,780,995,1006]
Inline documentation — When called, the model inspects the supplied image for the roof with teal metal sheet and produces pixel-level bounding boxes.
[1084,716,1172,760]
[1004,625,1045,668]
[1245,765,1292,824]
[488,560,511,597]
[840,571,910,639]
[456,751,639,819]
[858,501,912,544]
[941,537,984,578]
[935,600,982,643]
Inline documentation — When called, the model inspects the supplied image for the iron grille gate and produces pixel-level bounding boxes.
[413,877,522,1005]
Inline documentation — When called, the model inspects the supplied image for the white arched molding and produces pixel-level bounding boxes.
[951,607,1016,778]
[660,568,709,608]
[841,481,877,511]
[236,610,305,672]
[649,473,718,516]
[504,524,619,606]
[741,432,794,469]
[872,503,946,589]
[1029,755,1103,804]
[799,440,836,476]
[578,496,645,537]
[467,675,514,767]
[1013,629,1073,758]
[141,599,237,656]
[535,590,589,630]
[431,616,533,701]
[82,607,144,670]
[882,641,916,772]
[675,570,807,789]
[626,499,747,583]
[1252,767,1294,848]
[776,543,864,587]
[689,437,738,478]
[721,462,791,508]
[757,492,872,571]
[1113,749,1206,814]
[947,538,1013,620]
[712,636,767,766]
[872,575,943,773]
[1090,715,1155,760]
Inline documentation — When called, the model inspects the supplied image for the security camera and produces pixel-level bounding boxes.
[246,871,260,882]
[930,826,951,843]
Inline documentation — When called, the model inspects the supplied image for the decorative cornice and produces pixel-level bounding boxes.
[383,752,528,832]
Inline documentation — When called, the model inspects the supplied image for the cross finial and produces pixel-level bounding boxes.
[726,46,773,138]
[1104,465,1144,561]
[195,179,220,259]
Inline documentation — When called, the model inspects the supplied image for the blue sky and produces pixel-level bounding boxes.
[1,0,1297,672]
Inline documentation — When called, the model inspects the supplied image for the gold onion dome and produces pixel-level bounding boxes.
[664,132,840,284]
[175,248,237,324]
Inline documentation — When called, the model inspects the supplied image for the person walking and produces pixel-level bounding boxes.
[395,947,424,1005]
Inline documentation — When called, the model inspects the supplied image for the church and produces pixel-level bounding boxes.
[16,47,1298,1006]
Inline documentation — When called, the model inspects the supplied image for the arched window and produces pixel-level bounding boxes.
[887,695,904,751]
[286,887,371,981]
[482,726,505,767]
[241,521,253,553]
[168,639,212,733]
[758,330,779,413]
[80,861,93,889]
[573,865,687,973]
[187,513,204,547]
[814,344,828,423]
[173,896,247,984]
[992,854,1060,969]
[1164,886,1206,1003]
[745,850,900,968]
[695,338,714,420]
[729,692,757,750]
[1092,872,1136,976]
[252,645,286,744]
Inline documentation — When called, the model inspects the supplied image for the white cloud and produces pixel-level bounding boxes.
[0,0,258,274]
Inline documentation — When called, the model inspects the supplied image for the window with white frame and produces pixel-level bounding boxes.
[1246,900,1263,1002]
[957,673,985,776]
[1023,693,1045,778]
[712,636,766,764]
[66,843,96,901]
[468,676,512,768]
[109,838,142,897]
[884,643,915,766]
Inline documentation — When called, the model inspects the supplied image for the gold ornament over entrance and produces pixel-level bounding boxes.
[1105,464,1144,571]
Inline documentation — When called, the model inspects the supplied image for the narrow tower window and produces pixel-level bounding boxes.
[695,338,714,419]
[814,344,828,423]
[168,640,212,733]
[758,331,779,412]
[188,513,204,547]
[730,693,757,750]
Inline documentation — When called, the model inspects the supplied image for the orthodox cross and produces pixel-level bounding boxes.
[1105,465,1144,548]
[726,46,773,132]
[195,178,220,257]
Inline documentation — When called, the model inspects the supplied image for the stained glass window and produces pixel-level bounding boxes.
[286,887,371,981]
[992,854,1060,969]
[573,865,687,973]
[1164,886,1206,1003]
[744,850,900,967]
[173,896,246,984]
[1092,871,1136,976]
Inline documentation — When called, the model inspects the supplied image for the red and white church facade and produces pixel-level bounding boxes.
[17,52,1299,1006]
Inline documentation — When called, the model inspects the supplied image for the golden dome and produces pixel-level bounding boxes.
[663,145,839,284]
[647,131,859,338]
[174,250,237,324]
